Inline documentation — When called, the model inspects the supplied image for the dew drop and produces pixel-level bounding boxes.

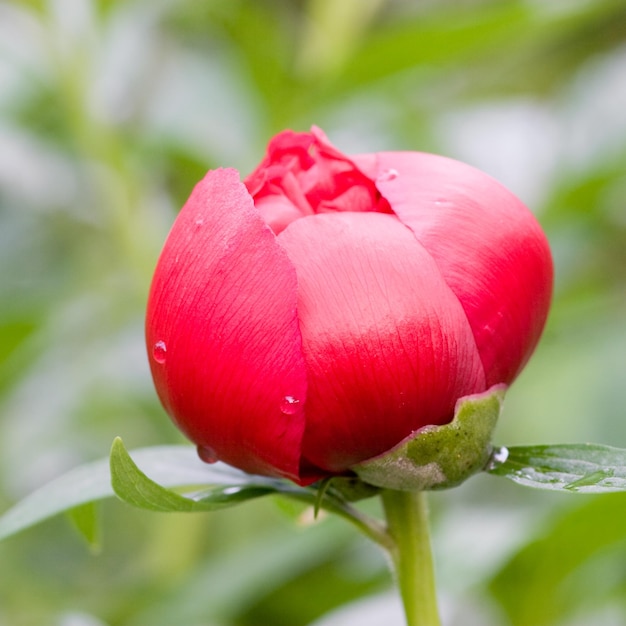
[194,217,204,229]
[485,446,509,470]
[197,445,219,464]
[377,168,399,182]
[280,395,301,414]
[152,340,167,364]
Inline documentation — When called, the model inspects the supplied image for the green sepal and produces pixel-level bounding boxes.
[352,385,505,491]
[324,476,381,502]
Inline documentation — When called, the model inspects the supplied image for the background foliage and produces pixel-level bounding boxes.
[1,0,625,624]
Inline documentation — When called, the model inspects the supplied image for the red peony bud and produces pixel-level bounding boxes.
[146,127,553,485]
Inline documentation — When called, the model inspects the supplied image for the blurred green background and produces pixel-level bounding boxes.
[1,0,625,624]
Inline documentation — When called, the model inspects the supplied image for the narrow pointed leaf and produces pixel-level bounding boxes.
[0,456,114,542]
[487,443,626,493]
[66,502,101,551]
[110,437,281,512]
[0,441,285,541]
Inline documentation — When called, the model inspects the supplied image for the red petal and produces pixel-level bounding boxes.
[359,151,553,386]
[277,211,486,472]
[245,128,390,235]
[146,169,309,482]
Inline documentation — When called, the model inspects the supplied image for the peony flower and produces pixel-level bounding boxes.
[145,127,553,485]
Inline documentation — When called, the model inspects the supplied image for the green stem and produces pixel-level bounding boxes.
[284,488,394,551]
[381,490,441,626]
[326,499,394,551]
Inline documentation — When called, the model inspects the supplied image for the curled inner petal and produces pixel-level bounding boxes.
[245,127,390,233]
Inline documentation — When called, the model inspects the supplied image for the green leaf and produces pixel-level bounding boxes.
[489,493,626,625]
[0,456,112,542]
[109,437,281,512]
[487,443,626,493]
[337,3,535,90]
[109,439,393,550]
[66,502,101,552]
[1,437,378,544]
[0,441,285,542]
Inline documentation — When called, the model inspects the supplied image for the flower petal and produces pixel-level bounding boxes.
[245,128,390,234]
[146,168,309,482]
[277,211,486,472]
[358,151,553,386]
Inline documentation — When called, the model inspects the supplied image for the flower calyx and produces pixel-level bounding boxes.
[352,385,506,491]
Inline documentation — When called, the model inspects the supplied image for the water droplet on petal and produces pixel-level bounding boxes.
[194,217,204,229]
[197,445,219,464]
[152,340,167,364]
[280,395,301,414]
[377,168,399,182]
